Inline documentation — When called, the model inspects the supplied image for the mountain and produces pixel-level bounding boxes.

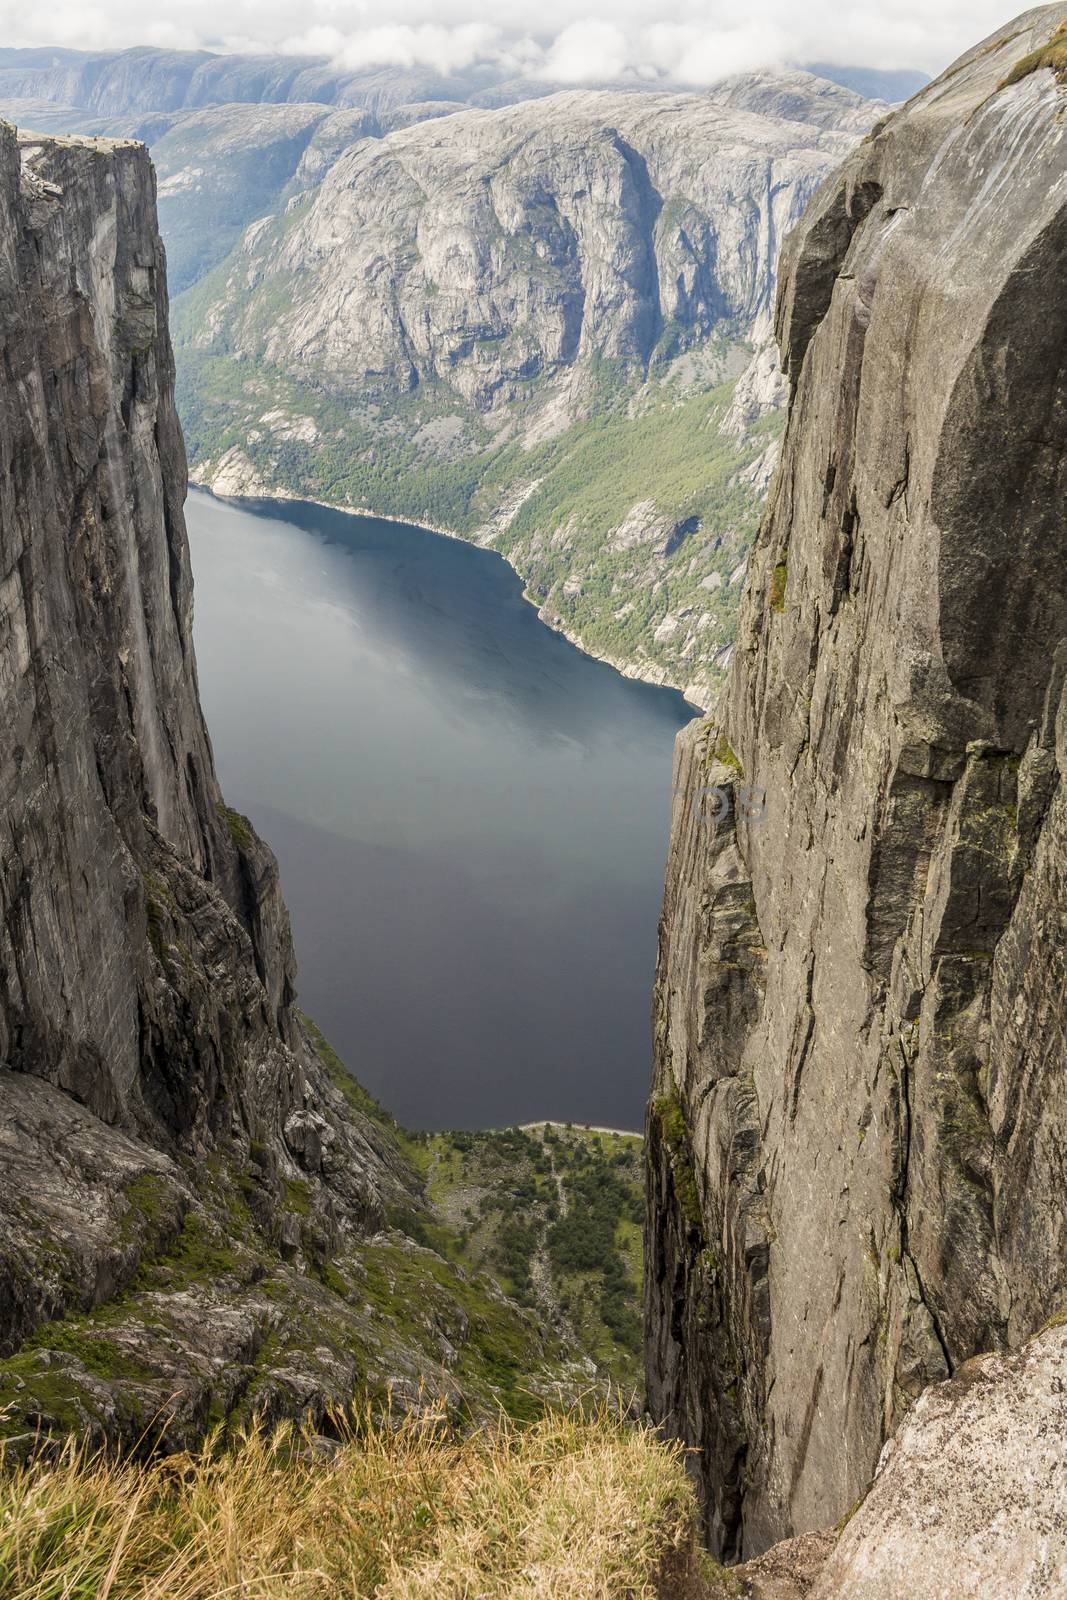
[647,0,1067,1564]
[0,57,885,705]
[0,120,628,1447]
[0,43,916,123]
[0,45,542,118]
[805,62,931,102]
[168,78,879,705]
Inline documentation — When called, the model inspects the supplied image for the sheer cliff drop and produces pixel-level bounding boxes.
[0,127,575,1440]
[646,3,1067,1559]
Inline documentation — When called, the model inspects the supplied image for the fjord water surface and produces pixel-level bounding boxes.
[186,489,694,1130]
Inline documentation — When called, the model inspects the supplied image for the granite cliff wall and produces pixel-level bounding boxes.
[0,126,302,1153]
[646,3,1067,1559]
[0,125,572,1444]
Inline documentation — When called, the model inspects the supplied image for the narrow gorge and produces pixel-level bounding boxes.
[0,5,1066,1595]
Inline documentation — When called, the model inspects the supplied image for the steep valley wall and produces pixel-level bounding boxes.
[646,2,1067,1560]
[0,123,576,1443]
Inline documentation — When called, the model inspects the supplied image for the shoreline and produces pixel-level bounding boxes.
[189,476,710,714]
[516,1120,642,1139]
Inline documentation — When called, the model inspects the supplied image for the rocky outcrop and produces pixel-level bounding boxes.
[0,122,576,1446]
[647,2,1067,1560]
[814,1319,1067,1598]
[700,1323,1067,1598]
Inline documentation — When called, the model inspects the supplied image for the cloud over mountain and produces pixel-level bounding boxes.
[0,0,1024,81]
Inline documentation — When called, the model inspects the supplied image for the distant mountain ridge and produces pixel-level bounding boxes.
[0,41,920,122]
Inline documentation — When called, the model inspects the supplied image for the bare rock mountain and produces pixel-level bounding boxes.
[0,121,579,1446]
[204,90,858,390]
[647,0,1067,1564]
[175,80,878,704]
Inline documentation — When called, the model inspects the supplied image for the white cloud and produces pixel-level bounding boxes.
[296,22,504,74]
[0,0,1028,81]
[539,21,632,83]
[638,20,793,84]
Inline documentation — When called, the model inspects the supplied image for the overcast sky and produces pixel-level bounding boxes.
[0,0,1029,81]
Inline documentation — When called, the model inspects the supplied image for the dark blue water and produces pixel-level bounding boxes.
[186,489,694,1131]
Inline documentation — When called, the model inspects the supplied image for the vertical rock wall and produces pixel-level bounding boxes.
[1,123,297,1144]
[0,125,395,1364]
[647,4,1067,1558]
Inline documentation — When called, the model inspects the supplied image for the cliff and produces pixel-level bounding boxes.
[169,80,877,705]
[0,123,580,1445]
[1,66,881,706]
[647,1,1067,1561]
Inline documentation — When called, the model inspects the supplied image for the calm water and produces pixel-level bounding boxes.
[186,489,695,1131]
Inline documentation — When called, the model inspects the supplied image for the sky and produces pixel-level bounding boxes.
[0,0,1030,83]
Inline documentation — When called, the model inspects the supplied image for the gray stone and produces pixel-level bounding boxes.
[812,1323,1067,1599]
[647,1,1067,1559]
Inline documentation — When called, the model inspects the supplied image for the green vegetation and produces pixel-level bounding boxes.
[546,1160,643,1354]
[424,1123,646,1390]
[1001,20,1067,87]
[135,1207,244,1292]
[769,556,788,612]
[709,733,742,776]
[0,1406,699,1600]
[650,1090,703,1237]
[141,870,178,963]
[217,802,254,850]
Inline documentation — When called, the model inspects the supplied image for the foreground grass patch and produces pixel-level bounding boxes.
[0,1406,697,1599]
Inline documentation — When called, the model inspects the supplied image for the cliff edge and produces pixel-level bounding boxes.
[647,2,1067,1561]
[0,125,576,1444]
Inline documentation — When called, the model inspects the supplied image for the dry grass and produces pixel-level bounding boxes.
[0,1404,698,1600]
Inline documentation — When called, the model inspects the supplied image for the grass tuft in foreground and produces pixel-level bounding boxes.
[0,1404,699,1600]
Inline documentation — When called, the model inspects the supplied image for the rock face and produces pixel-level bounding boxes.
[813,1321,1067,1599]
[0,125,298,1166]
[171,81,878,706]
[188,88,862,405]
[0,122,576,1445]
[646,1,1067,1560]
